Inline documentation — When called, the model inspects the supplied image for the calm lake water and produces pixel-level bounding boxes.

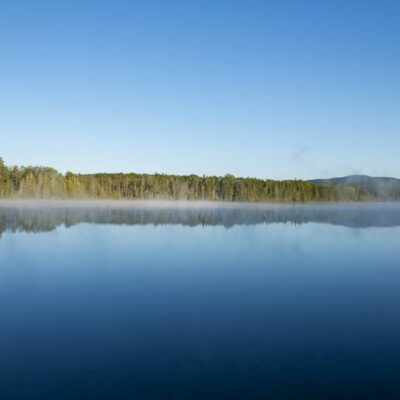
[1,201,400,399]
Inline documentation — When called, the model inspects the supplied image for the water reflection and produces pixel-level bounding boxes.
[1,201,400,399]
[0,201,399,235]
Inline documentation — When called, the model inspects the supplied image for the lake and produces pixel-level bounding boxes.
[1,201,400,399]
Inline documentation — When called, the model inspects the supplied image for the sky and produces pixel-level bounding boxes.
[1,0,399,179]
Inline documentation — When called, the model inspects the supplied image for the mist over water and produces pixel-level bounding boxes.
[1,201,400,399]
[1,200,400,233]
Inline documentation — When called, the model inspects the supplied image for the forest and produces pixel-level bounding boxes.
[0,157,395,202]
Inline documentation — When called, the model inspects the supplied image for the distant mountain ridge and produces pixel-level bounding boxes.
[309,175,400,200]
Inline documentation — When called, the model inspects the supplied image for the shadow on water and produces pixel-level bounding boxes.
[0,201,400,235]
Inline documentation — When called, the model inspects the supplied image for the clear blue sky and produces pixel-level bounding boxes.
[1,0,399,179]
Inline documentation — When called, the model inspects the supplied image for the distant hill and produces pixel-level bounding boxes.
[309,175,400,200]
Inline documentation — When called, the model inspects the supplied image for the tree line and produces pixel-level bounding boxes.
[0,157,389,202]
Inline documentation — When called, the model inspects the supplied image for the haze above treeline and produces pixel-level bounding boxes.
[0,157,399,202]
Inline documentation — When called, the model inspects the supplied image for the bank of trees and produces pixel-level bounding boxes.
[0,157,388,202]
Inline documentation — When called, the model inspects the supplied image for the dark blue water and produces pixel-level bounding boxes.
[1,202,400,399]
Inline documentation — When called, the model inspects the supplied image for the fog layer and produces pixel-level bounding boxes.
[0,200,400,235]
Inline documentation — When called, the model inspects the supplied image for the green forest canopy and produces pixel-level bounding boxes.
[0,157,398,202]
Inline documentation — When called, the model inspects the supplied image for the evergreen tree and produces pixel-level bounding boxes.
[0,156,398,202]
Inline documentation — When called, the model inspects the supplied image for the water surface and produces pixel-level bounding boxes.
[1,202,400,399]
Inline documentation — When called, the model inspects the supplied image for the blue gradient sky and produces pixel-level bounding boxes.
[1,1,399,179]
